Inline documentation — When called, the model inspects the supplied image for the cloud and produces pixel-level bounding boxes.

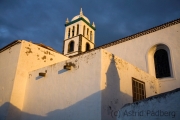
[0,0,180,52]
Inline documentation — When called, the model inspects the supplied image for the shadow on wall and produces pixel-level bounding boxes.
[0,102,10,120]
[101,55,132,120]
[0,102,43,120]
[1,56,131,120]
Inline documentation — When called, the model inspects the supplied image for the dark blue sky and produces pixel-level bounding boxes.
[0,0,180,53]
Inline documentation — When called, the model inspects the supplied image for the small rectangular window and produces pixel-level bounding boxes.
[132,78,146,102]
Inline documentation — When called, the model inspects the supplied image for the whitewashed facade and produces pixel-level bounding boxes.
[103,22,180,93]
[21,49,159,120]
[0,40,69,120]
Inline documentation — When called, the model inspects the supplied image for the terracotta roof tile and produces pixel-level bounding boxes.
[71,18,180,58]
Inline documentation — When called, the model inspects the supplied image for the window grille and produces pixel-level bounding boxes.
[132,78,146,102]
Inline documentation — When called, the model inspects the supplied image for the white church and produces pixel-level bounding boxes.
[0,9,180,120]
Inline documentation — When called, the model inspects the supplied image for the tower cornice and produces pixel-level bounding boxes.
[65,17,96,30]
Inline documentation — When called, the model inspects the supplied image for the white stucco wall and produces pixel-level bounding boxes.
[104,23,180,93]
[21,49,102,120]
[0,42,21,120]
[21,49,159,120]
[0,40,69,120]
[117,88,180,120]
[100,50,159,120]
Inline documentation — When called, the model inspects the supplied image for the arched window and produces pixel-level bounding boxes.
[83,25,85,36]
[90,31,92,41]
[87,28,89,39]
[147,44,173,79]
[154,49,171,78]
[68,28,71,38]
[68,41,74,53]
[85,43,90,51]
[77,24,79,35]
[72,26,75,37]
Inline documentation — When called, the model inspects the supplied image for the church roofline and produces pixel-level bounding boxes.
[65,17,96,30]
[33,43,59,53]
[122,88,180,108]
[70,18,180,58]
[0,40,62,54]
[0,40,22,53]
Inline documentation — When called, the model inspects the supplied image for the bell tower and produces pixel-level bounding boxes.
[62,8,96,57]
